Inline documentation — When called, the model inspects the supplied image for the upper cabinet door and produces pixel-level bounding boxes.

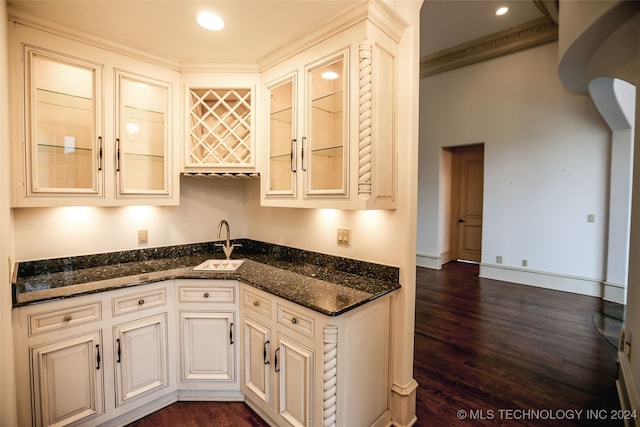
[266,73,297,198]
[304,51,348,198]
[115,71,171,197]
[25,47,103,197]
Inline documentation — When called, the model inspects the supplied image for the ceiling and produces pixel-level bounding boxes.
[8,0,546,66]
[420,0,546,57]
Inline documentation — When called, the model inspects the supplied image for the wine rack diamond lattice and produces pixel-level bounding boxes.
[188,88,253,168]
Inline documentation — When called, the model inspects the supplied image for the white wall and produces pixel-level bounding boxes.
[13,176,249,261]
[417,42,611,295]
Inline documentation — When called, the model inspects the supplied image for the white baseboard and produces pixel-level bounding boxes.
[479,263,603,298]
[617,350,640,427]
[416,251,452,269]
[604,281,627,304]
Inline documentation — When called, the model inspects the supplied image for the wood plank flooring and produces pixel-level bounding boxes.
[127,262,621,426]
[415,262,621,426]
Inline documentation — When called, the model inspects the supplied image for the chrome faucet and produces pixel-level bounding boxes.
[216,220,241,260]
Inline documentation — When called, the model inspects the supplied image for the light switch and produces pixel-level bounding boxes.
[587,214,595,223]
[138,229,148,245]
[337,228,350,246]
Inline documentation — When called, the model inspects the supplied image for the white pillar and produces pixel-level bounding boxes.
[605,128,634,303]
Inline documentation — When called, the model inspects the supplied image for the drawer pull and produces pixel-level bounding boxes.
[138,299,145,305]
[253,300,260,307]
[291,317,298,325]
[63,315,72,322]
[203,292,210,298]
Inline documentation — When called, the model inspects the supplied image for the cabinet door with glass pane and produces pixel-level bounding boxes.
[115,70,171,197]
[24,47,103,197]
[265,74,297,198]
[304,51,348,198]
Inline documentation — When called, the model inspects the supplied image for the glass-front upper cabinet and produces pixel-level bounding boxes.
[25,47,102,196]
[115,71,170,196]
[305,52,347,197]
[266,74,297,197]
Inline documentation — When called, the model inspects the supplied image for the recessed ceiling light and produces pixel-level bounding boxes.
[495,6,509,16]
[197,12,224,31]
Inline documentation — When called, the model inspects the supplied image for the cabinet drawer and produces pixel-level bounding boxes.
[179,285,235,303]
[28,302,102,336]
[277,304,314,339]
[242,289,271,319]
[112,287,167,316]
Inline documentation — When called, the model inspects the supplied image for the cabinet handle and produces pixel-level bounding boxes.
[115,138,121,172]
[63,315,72,322]
[203,292,210,298]
[290,138,297,173]
[96,344,101,370]
[253,300,260,307]
[301,136,307,172]
[291,317,298,325]
[274,347,280,373]
[263,340,270,365]
[138,299,145,305]
[98,136,103,172]
[116,338,121,363]
[229,322,234,345]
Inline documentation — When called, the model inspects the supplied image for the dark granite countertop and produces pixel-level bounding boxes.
[12,240,401,316]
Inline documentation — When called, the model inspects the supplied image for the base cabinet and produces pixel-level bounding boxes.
[176,280,240,399]
[12,281,176,427]
[114,314,169,406]
[239,284,393,427]
[276,334,314,427]
[30,331,104,427]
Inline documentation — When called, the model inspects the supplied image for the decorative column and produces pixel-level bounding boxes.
[322,325,338,427]
[358,40,373,200]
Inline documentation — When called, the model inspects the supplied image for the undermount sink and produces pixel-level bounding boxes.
[193,259,245,271]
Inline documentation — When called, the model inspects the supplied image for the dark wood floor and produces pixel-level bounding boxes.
[127,262,621,426]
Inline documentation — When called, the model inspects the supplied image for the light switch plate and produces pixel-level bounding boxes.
[337,228,350,246]
[138,229,148,245]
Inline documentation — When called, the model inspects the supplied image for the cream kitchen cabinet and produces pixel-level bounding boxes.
[113,313,170,407]
[28,324,104,426]
[10,23,180,207]
[239,283,394,427]
[176,279,241,399]
[261,4,403,209]
[182,74,259,175]
[12,281,176,427]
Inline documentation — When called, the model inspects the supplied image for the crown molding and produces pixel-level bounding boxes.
[420,16,558,78]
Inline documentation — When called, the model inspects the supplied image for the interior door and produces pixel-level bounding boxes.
[453,145,484,263]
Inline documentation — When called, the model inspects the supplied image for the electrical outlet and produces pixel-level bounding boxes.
[496,256,503,264]
[587,214,596,223]
[522,259,528,267]
[337,228,350,246]
[138,229,148,245]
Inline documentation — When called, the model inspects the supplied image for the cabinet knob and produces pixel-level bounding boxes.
[253,300,260,307]
[138,299,145,305]
[203,292,210,298]
[291,317,298,325]
[63,315,72,322]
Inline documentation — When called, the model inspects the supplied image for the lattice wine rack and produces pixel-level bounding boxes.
[186,88,254,171]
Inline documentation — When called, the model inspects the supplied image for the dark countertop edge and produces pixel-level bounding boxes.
[13,264,401,317]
